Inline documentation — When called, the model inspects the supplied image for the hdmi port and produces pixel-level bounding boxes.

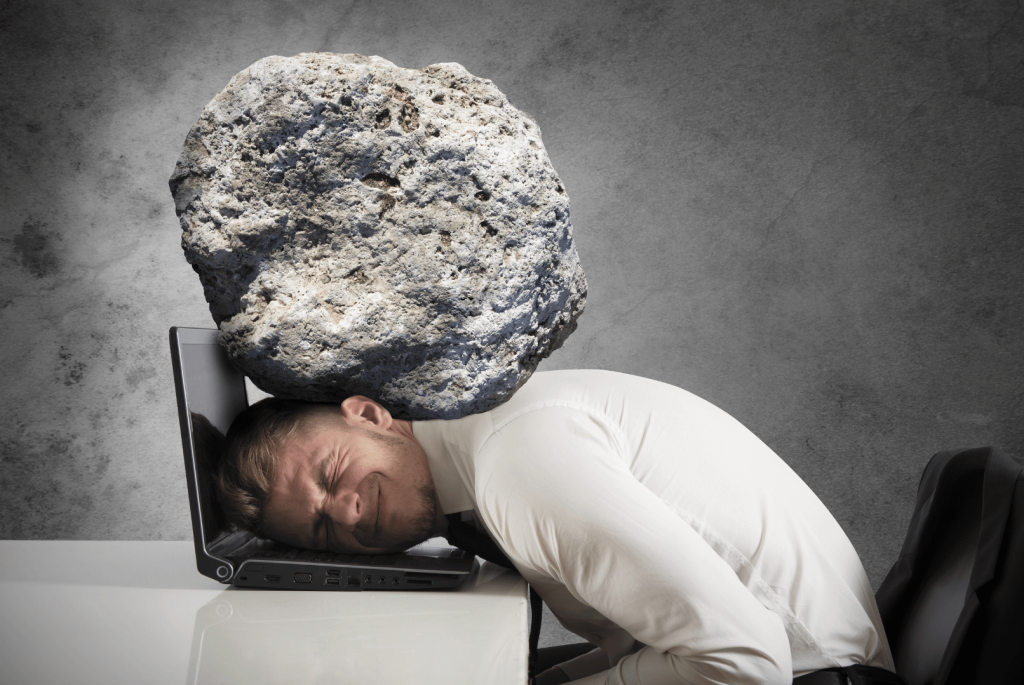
[265,574,282,583]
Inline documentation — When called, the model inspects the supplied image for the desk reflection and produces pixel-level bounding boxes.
[187,561,528,685]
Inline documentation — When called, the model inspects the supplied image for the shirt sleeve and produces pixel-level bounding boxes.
[474,406,792,685]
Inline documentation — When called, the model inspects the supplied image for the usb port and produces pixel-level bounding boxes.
[293,573,312,583]
[325,578,341,585]
[265,574,281,583]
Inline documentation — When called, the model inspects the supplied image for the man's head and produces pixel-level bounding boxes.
[216,395,444,554]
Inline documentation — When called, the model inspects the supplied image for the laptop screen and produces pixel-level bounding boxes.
[171,326,474,587]
[173,328,250,550]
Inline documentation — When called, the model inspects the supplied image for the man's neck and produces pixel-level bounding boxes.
[394,418,448,537]
[392,418,416,442]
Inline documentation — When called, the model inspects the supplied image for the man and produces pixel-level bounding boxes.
[217,369,898,685]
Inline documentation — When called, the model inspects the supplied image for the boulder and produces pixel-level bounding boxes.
[169,53,586,419]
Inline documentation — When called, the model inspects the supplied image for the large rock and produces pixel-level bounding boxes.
[170,53,586,419]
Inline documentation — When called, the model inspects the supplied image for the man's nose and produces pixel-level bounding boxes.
[331,490,362,529]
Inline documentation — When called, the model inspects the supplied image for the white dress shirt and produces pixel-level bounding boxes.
[412,370,894,685]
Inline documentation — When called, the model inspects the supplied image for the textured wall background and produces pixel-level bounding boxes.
[1,0,1021,634]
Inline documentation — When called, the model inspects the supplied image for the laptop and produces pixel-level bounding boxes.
[169,326,474,591]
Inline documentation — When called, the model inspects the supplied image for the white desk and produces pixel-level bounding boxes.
[0,541,528,685]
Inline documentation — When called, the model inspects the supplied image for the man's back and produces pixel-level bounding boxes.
[414,369,894,684]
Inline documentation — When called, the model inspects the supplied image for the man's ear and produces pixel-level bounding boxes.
[339,395,393,430]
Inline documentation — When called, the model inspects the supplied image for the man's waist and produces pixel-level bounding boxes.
[793,665,907,685]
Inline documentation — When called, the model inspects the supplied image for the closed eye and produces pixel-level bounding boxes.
[314,451,340,549]
[317,451,339,493]
[328,456,343,493]
[324,466,343,549]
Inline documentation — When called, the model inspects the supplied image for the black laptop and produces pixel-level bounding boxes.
[169,326,474,591]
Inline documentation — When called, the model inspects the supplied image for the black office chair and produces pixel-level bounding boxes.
[875,446,1024,685]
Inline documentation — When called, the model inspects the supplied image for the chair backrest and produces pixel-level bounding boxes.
[875,447,1023,685]
[890,467,981,684]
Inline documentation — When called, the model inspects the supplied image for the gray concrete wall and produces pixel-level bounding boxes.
[2,0,1021,609]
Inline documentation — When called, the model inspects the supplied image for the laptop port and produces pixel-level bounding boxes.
[265,574,281,583]
[294,573,312,584]
[378,576,386,584]
[325,577,341,586]
[326,570,341,577]
[348,577,361,586]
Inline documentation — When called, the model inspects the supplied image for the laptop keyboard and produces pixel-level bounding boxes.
[253,548,399,566]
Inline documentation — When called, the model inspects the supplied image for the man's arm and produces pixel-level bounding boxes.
[476,406,792,685]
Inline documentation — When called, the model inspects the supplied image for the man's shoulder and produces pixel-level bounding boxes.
[487,368,688,426]
[499,368,668,405]
[476,369,676,466]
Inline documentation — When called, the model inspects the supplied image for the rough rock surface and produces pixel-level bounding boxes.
[170,53,586,419]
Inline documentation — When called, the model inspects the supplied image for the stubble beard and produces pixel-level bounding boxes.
[380,481,441,553]
[365,428,442,552]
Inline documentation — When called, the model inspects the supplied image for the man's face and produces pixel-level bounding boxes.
[261,404,440,554]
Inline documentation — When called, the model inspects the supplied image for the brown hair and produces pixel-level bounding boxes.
[216,398,338,533]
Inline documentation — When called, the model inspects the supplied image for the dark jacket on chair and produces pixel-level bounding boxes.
[875,446,1024,685]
